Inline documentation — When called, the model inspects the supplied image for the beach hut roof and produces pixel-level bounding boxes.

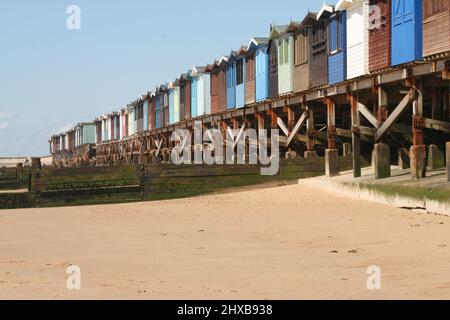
[317,4,335,19]
[301,11,318,25]
[219,55,229,65]
[269,24,289,39]
[236,45,248,57]
[335,0,354,11]
[192,66,207,74]
[168,81,179,89]
[247,37,269,50]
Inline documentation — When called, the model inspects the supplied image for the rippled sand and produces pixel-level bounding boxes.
[1,184,450,300]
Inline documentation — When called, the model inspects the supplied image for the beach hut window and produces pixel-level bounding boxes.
[329,16,341,53]
[279,40,284,64]
[279,38,289,65]
[236,59,244,85]
[283,39,289,64]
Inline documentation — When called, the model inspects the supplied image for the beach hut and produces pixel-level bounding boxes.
[154,85,169,127]
[226,52,237,109]
[327,8,347,85]
[119,109,123,139]
[74,126,80,148]
[268,37,279,99]
[140,94,149,132]
[127,105,136,136]
[112,112,120,139]
[168,81,181,125]
[248,38,269,102]
[310,5,333,88]
[67,129,74,152]
[135,100,144,133]
[98,116,104,142]
[155,90,162,129]
[336,0,369,79]
[288,15,315,93]
[245,49,256,105]
[120,108,129,139]
[50,135,59,153]
[391,0,423,66]
[105,115,110,141]
[108,114,113,140]
[161,86,169,127]
[235,47,247,108]
[110,114,115,140]
[148,92,156,131]
[423,0,450,57]
[271,24,295,95]
[190,67,211,117]
[155,86,166,129]
[75,122,96,146]
[369,0,391,72]
[95,118,102,144]
[60,133,66,151]
[179,73,192,121]
[115,113,121,139]
[208,58,228,114]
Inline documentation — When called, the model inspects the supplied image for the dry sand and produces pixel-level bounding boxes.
[1,184,450,300]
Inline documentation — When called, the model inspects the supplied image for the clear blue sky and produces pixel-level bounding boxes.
[0,0,326,156]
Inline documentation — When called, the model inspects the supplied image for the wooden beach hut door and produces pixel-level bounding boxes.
[268,41,279,99]
[369,0,391,72]
[391,0,422,65]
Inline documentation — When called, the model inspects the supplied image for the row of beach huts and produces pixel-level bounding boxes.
[50,0,450,157]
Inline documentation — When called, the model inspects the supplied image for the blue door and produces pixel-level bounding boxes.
[143,101,148,131]
[391,0,422,66]
[226,62,236,109]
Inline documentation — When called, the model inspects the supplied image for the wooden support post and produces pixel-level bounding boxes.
[284,106,295,130]
[255,113,265,131]
[427,144,445,170]
[373,86,396,179]
[349,93,361,178]
[377,86,388,128]
[443,61,450,80]
[373,143,391,179]
[325,97,336,150]
[305,105,316,158]
[267,109,278,129]
[411,78,426,180]
[324,97,338,177]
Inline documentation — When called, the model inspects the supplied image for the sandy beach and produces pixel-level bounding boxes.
[1,183,450,300]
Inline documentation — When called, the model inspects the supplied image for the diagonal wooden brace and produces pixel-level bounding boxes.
[375,88,415,142]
